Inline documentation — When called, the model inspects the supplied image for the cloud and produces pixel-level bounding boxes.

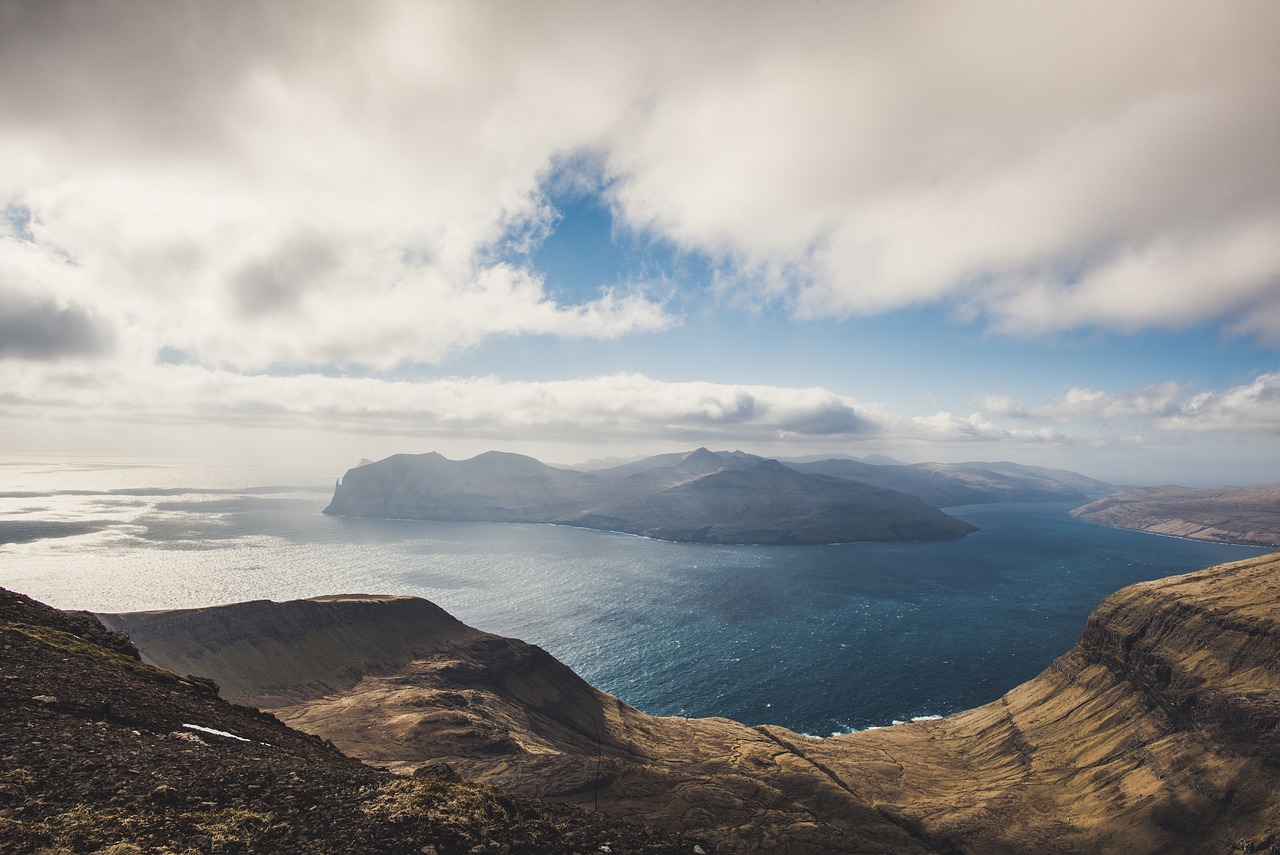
[908,411,1071,445]
[0,0,1275,381]
[0,364,894,446]
[0,1,674,372]
[0,290,112,359]
[985,373,1280,436]
[7,348,1276,464]
[980,382,1186,424]
[1164,372,1280,435]
[603,2,1280,336]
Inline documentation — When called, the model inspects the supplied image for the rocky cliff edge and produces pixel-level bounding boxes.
[101,553,1280,854]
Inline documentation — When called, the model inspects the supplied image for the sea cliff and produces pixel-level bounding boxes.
[102,553,1280,854]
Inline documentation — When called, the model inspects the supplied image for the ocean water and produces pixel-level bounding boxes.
[1,455,1269,736]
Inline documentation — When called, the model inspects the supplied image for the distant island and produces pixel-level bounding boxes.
[1070,484,1280,546]
[323,448,1111,545]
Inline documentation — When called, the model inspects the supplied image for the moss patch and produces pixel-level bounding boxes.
[3,625,189,688]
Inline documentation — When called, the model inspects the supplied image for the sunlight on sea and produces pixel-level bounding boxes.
[1,455,1269,735]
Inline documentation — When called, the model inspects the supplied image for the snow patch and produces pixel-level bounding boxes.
[183,723,250,742]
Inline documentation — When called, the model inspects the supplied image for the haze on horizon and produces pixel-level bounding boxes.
[2,1,1279,487]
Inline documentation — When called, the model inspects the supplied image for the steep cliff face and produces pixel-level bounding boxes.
[324,451,603,523]
[106,553,1280,854]
[1070,484,1280,546]
[98,595,484,707]
[806,552,1280,853]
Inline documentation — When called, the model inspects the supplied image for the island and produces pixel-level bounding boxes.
[323,448,979,544]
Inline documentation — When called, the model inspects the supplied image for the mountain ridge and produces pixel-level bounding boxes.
[324,448,979,544]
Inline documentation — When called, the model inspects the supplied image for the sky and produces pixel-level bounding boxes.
[1,0,1279,486]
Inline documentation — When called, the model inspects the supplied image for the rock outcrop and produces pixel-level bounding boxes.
[324,448,977,544]
[105,553,1280,853]
[1070,484,1280,546]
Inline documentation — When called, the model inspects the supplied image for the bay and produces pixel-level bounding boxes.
[1,455,1268,736]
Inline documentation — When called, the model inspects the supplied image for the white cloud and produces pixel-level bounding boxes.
[1,0,1278,487]
[0,356,1139,452]
[0,1,674,371]
[1163,372,1280,435]
[908,411,1071,445]
[980,382,1186,424]
[2,0,1277,378]
[986,373,1280,436]
[0,363,892,445]
[603,2,1280,335]
[3,355,1275,478]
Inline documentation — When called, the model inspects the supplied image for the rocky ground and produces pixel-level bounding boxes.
[0,587,711,854]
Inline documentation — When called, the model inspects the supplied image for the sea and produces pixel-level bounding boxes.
[2,455,1269,737]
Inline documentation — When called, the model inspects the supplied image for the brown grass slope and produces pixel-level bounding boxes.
[807,551,1280,853]
[104,593,938,853]
[1070,484,1280,546]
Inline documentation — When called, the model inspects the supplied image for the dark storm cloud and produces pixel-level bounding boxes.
[0,0,364,154]
[0,291,112,359]
[778,403,874,436]
[231,234,341,318]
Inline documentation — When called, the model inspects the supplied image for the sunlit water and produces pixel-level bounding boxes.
[2,455,1268,736]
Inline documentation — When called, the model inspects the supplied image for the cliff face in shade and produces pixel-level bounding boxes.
[97,594,485,707]
[1069,484,1280,546]
[106,553,1280,854]
[323,450,606,523]
[324,448,978,544]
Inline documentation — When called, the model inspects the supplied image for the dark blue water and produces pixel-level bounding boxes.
[3,468,1268,736]
[475,501,1266,734]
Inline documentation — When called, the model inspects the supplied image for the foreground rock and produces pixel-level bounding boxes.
[1070,484,1280,546]
[0,588,706,854]
[324,448,977,544]
[106,554,1280,853]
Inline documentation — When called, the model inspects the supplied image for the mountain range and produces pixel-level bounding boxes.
[323,448,1111,544]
